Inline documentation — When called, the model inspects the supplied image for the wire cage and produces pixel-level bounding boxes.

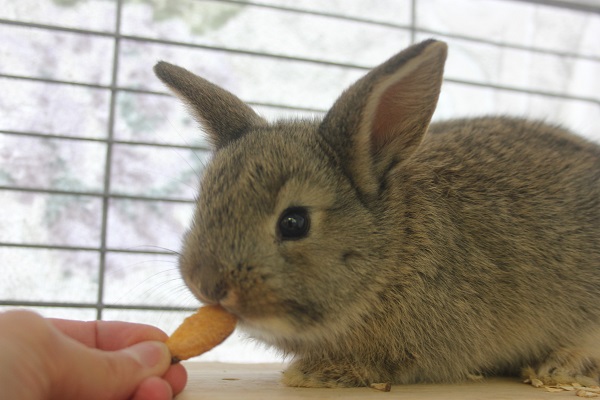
[1,0,599,362]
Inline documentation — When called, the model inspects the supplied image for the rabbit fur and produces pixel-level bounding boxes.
[154,39,600,388]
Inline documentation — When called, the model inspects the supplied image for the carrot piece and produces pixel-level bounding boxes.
[166,305,237,362]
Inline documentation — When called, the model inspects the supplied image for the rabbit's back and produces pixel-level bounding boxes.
[403,116,600,290]
[420,117,600,239]
[377,117,600,382]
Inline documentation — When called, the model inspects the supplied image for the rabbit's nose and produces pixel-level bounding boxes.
[198,261,228,302]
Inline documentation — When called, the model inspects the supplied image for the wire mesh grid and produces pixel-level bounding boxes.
[1,0,599,360]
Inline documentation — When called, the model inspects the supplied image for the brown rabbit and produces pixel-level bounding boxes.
[154,39,600,388]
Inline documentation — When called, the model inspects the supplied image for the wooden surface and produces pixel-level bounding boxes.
[177,362,584,399]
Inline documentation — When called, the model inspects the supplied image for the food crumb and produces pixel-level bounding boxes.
[576,389,599,398]
[531,379,544,388]
[524,377,600,397]
[370,382,392,392]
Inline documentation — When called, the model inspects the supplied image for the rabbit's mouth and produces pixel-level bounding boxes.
[188,272,359,353]
[219,286,324,324]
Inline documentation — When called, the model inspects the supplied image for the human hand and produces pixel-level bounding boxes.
[0,309,187,400]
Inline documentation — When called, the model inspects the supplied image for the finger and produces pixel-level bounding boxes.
[51,339,171,400]
[49,319,188,396]
[132,376,173,400]
[49,319,168,350]
[163,362,188,396]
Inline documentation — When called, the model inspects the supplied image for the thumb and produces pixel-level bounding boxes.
[53,340,171,400]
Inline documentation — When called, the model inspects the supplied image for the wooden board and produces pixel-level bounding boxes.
[177,362,585,399]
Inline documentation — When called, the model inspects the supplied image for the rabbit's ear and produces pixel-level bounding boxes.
[154,62,267,149]
[320,40,447,199]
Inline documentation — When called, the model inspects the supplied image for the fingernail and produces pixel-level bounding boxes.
[125,341,169,368]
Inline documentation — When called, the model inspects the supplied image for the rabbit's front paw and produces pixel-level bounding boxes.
[282,358,373,388]
[524,347,600,387]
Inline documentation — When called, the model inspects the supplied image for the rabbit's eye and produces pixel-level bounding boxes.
[278,207,310,240]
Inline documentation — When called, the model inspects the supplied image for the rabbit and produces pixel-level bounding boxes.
[154,39,600,388]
